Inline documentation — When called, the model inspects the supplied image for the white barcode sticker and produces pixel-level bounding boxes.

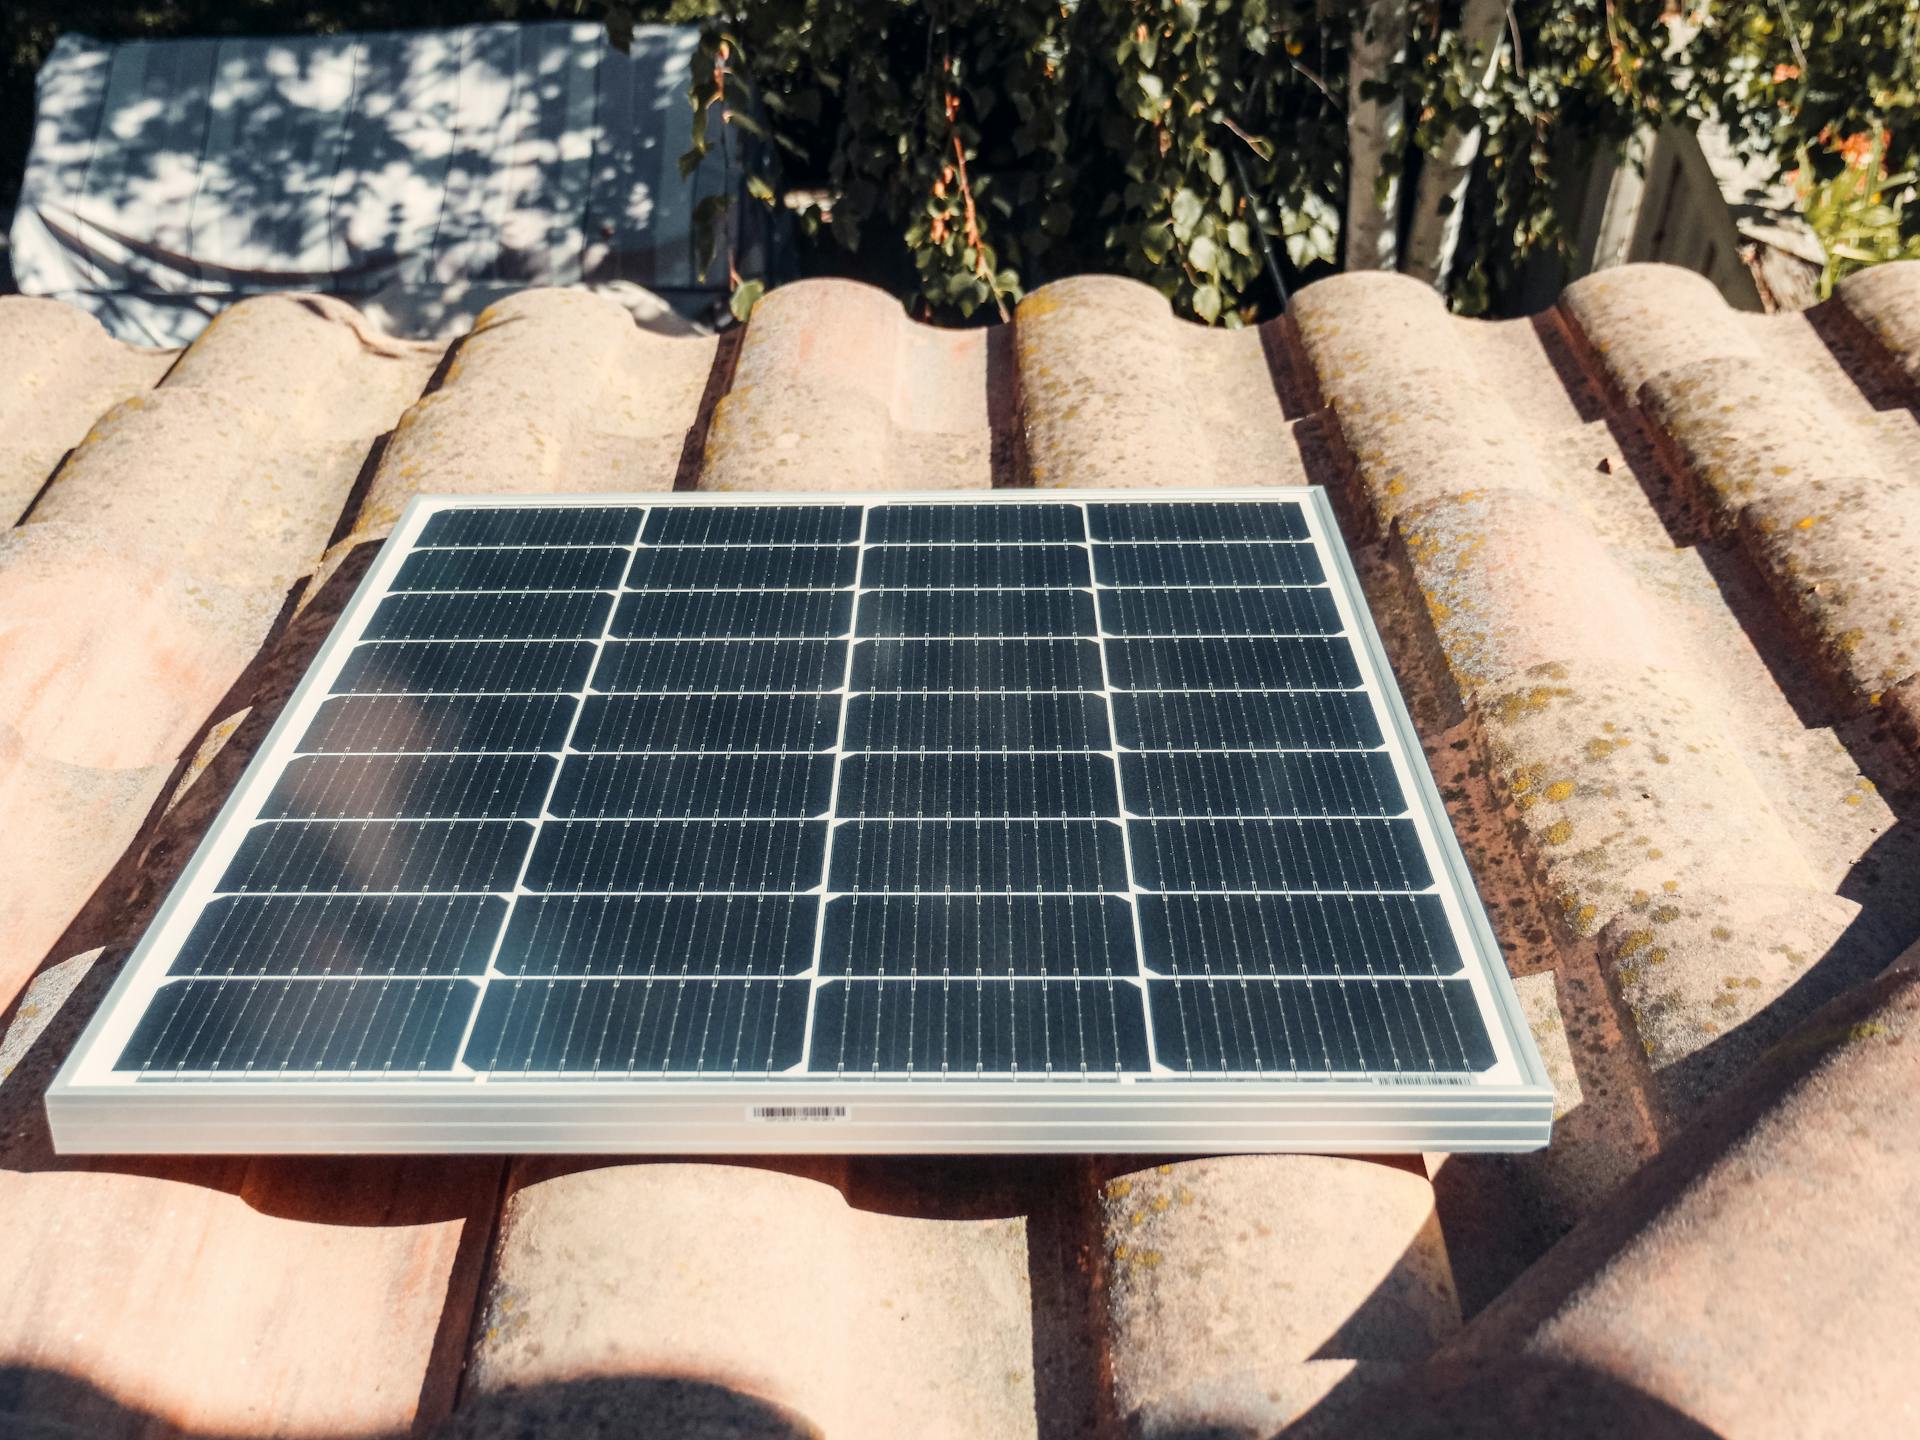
[1375,1074,1475,1087]
[748,1105,851,1123]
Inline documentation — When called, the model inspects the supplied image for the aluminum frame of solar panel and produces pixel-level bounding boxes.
[48,490,1554,1154]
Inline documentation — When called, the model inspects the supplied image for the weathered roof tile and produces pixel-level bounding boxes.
[0,298,173,526]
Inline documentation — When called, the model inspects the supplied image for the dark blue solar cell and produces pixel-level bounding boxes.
[1112,690,1382,749]
[417,506,645,548]
[115,977,478,1072]
[846,693,1110,751]
[807,978,1150,1073]
[496,895,819,976]
[828,820,1128,893]
[866,503,1084,544]
[550,754,835,818]
[364,590,611,641]
[1127,818,1433,892]
[612,589,852,638]
[1088,501,1310,542]
[218,820,534,894]
[821,895,1136,977]
[858,545,1089,589]
[1147,977,1493,1073]
[626,545,857,591]
[593,640,846,693]
[259,753,554,820]
[524,820,828,893]
[1095,586,1343,637]
[1136,894,1462,977]
[1119,750,1405,817]
[573,694,840,752]
[168,895,508,977]
[331,641,594,696]
[850,639,1101,692]
[856,589,1094,638]
[642,506,862,547]
[393,546,627,593]
[463,977,808,1072]
[1104,637,1361,691]
[837,753,1118,818]
[1092,542,1323,587]
[298,695,574,754]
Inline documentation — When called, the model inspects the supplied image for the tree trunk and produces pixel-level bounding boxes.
[1404,0,1509,289]
[1344,0,1411,270]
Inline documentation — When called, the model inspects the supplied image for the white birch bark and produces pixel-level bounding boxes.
[1344,0,1411,270]
[1404,0,1509,289]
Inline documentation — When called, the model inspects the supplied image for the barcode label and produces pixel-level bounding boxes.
[1376,1074,1475,1087]
[748,1105,851,1123]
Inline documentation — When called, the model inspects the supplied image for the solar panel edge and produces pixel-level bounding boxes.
[49,493,1552,1154]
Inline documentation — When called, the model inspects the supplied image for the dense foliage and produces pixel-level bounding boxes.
[670,0,1917,322]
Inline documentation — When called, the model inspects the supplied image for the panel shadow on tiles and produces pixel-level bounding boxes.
[105,498,1504,1091]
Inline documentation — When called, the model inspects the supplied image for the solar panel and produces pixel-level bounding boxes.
[48,492,1553,1153]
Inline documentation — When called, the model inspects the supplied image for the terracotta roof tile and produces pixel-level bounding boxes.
[1099,1156,1455,1436]
[0,294,438,1012]
[1333,942,1920,1439]
[1,260,1915,1438]
[705,280,992,492]
[352,289,714,546]
[0,299,173,526]
[468,1161,1036,1439]
[1018,276,1306,490]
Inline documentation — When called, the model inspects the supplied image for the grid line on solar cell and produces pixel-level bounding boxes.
[858,544,1090,589]
[847,692,1111,752]
[1117,751,1406,818]
[1087,501,1311,542]
[856,588,1095,639]
[298,694,575,754]
[575,693,841,753]
[836,753,1119,818]
[366,590,612,641]
[591,639,846,693]
[465,977,810,1073]
[1105,637,1362,691]
[642,506,862,547]
[260,753,555,820]
[497,896,820,976]
[808,978,1152,1073]
[168,895,508,977]
[625,545,858,591]
[1146,976,1492,1073]
[820,895,1137,977]
[332,641,596,696]
[1095,586,1343,637]
[1137,894,1462,977]
[850,638,1102,692]
[393,546,629,593]
[550,754,835,818]
[419,506,646,548]
[1093,542,1324,588]
[1113,690,1383,750]
[865,503,1084,545]
[612,589,853,639]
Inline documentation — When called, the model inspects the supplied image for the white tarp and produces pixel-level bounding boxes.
[10,23,744,345]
